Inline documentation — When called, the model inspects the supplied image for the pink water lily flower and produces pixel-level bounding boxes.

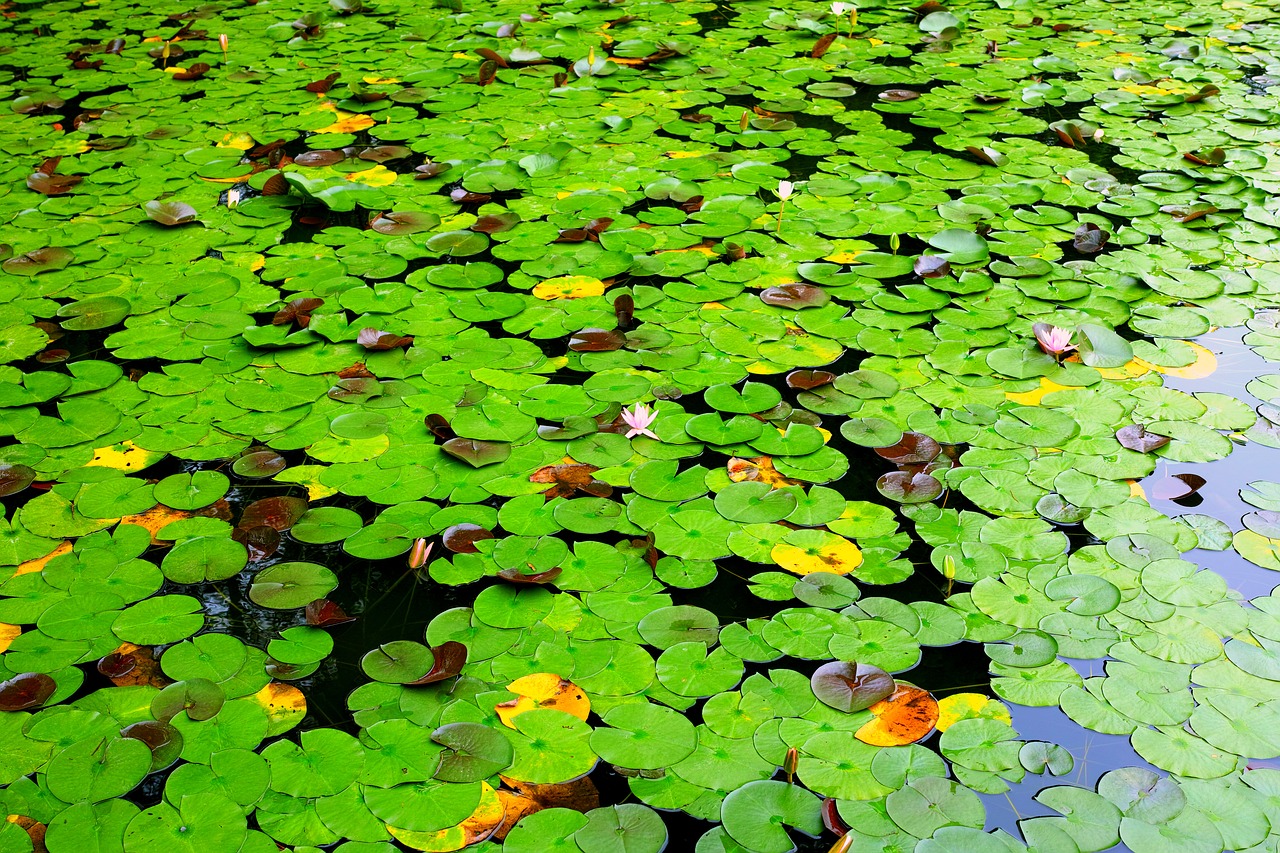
[1033,323,1076,358]
[622,403,659,440]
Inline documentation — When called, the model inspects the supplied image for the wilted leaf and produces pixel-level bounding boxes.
[145,201,199,226]
[2,247,74,275]
[876,471,944,503]
[294,149,346,167]
[0,672,56,710]
[305,599,357,627]
[569,328,625,352]
[272,297,324,327]
[875,432,942,465]
[811,662,895,712]
[1072,222,1109,254]
[407,641,468,685]
[786,370,835,390]
[855,684,939,746]
[26,172,82,195]
[811,33,836,58]
[1183,147,1225,166]
[240,496,308,531]
[760,284,829,309]
[357,328,414,350]
[442,523,495,553]
[496,673,590,727]
[913,255,951,278]
[497,566,563,584]
[0,463,36,497]
[172,62,211,80]
[1115,425,1170,452]
[1160,203,1218,223]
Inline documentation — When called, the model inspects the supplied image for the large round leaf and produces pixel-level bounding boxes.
[248,562,338,609]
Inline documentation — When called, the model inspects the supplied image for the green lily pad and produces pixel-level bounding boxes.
[249,562,339,609]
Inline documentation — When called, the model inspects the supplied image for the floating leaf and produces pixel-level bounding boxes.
[433,722,515,782]
[407,641,469,685]
[144,201,200,226]
[0,672,55,711]
[1116,425,1171,453]
[811,662,895,713]
[877,471,944,503]
[248,562,338,609]
[856,685,940,746]
[0,464,35,497]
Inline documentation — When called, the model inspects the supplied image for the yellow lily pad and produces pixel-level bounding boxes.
[496,673,591,728]
[532,276,606,300]
[772,530,863,576]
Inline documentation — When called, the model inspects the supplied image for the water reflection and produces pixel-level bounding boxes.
[1146,327,1280,600]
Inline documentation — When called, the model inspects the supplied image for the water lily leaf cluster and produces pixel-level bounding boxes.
[2,0,1280,848]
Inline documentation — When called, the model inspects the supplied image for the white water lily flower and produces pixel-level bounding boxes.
[831,2,856,15]
[776,180,796,201]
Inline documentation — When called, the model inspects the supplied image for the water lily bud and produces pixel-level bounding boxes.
[828,835,854,853]
[784,746,799,783]
[408,538,432,569]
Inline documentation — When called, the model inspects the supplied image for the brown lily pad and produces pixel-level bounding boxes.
[1150,473,1207,501]
[294,149,346,167]
[568,328,625,352]
[407,641,469,685]
[2,247,74,276]
[145,201,199,226]
[26,172,82,195]
[306,599,357,627]
[1072,223,1109,254]
[497,566,563,584]
[913,255,951,278]
[357,328,414,350]
[1116,425,1171,453]
[442,523,495,554]
[875,432,942,465]
[272,297,324,327]
[760,284,830,309]
[240,496,308,531]
[786,370,835,390]
[811,661,895,713]
[443,438,511,467]
[0,672,56,711]
[0,464,36,498]
[232,525,281,562]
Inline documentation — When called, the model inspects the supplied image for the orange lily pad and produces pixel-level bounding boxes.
[14,540,71,577]
[855,684,939,746]
[496,673,590,728]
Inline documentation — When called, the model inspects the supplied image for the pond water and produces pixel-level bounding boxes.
[0,0,1279,850]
